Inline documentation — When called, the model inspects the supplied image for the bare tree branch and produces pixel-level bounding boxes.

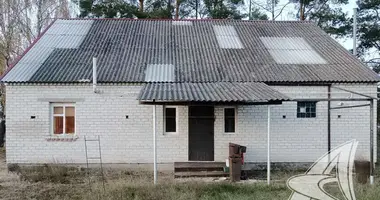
[274,2,291,20]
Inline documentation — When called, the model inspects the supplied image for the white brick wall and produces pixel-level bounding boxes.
[5,83,377,164]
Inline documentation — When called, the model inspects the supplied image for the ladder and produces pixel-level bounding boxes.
[84,135,105,191]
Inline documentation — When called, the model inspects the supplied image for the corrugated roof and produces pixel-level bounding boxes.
[2,20,93,82]
[2,19,379,83]
[137,82,289,103]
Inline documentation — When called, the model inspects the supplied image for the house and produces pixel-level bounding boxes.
[1,19,379,170]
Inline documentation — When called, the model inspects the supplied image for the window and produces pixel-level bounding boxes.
[165,106,177,133]
[51,103,75,135]
[224,108,235,133]
[297,102,316,118]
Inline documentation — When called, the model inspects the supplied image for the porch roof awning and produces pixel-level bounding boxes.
[137,82,290,104]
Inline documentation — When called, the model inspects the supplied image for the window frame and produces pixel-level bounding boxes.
[50,103,76,136]
[224,107,237,134]
[163,106,178,134]
[297,101,317,118]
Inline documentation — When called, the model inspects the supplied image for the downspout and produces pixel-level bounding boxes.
[93,57,97,93]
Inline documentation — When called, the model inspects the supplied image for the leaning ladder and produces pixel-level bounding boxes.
[84,135,105,191]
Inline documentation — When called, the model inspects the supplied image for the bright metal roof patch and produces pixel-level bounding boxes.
[2,19,93,82]
[213,25,243,49]
[260,37,327,64]
[172,21,193,26]
[145,64,175,82]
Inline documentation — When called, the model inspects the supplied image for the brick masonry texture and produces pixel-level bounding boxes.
[5,83,377,164]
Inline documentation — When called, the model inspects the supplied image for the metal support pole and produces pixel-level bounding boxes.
[330,104,370,110]
[353,8,357,57]
[370,100,374,185]
[267,105,271,185]
[153,104,157,184]
[328,86,331,162]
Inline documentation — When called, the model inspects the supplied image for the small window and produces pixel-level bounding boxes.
[224,108,235,133]
[297,102,316,118]
[165,107,177,132]
[51,103,75,135]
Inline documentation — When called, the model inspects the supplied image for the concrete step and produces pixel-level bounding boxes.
[174,162,226,172]
[174,171,228,178]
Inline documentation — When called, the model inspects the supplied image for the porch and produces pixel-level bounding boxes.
[137,82,377,184]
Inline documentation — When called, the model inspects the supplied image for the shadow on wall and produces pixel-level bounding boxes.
[0,113,4,148]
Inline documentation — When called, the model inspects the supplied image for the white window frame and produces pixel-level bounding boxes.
[163,106,178,134]
[224,106,237,134]
[50,103,76,136]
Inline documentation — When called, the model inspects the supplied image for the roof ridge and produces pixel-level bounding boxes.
[56,18,314,23]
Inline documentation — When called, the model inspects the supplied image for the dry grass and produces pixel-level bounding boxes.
[0,149,379,200]
[0,165,379,200]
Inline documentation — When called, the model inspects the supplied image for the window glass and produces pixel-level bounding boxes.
[54,116,64,134]
[297,102,316,118]
[224,108,235,133]
[52,104,75,135]
[165,107,176,132]
[54,107,63,115]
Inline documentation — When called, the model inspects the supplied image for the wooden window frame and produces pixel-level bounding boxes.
[163,106,178,134]
[50,103,76,136]
[224,106,237,134]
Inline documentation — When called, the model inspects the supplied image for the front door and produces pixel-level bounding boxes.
[188,106,214,161]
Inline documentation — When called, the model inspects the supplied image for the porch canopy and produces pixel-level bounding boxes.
[137,82,289,104]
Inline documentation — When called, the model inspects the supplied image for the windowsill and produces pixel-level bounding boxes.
[164,132,178,135]
[224,132,236,134]
[45,135,79,142]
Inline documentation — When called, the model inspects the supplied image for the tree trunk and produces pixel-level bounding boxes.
[299,0,305,21]
[139,0,144,12]
[175,0,179,19]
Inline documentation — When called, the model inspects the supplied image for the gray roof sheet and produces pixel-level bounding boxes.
[2,20,93,82]
[137,82,289,103]
[2,19,379,83]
